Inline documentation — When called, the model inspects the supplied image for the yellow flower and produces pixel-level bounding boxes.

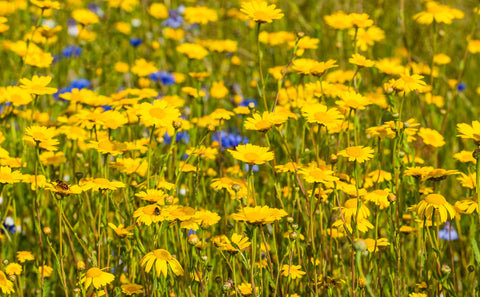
[30,0,60,9]
[136,100,181,128]
[338,146,374,163]
[38,265,53,278]
[79,178,125,192]
[231,205,288,225]
[184,6,218,24]
[281,264,306,279]
[392,74,426,94]
[16,251,34,263]
[108,223,135,238]
[336,91,371,110]
[148,3,168,19]
[349,53,375,68]
[72,9,99,25]
[349,13,374,28]
[299,166,339,184]
[414,1,464,25]
[416,194,455,223]
[0,86,32,106]
[336,198,371,221]
[363,238,390,253]
[324,10,351,30]
[80,267,115,289]
[0,166,23,184]
[455,199,478,215]
[302,103,344,130]
[133,204,166,226]
[364,189,391,209]
[457,121,480,143]
[176,43,209,60]
[23,125,59,151]
[228,143,274,165]
[19,75,57,95]
[409,293,427,297]
[142,249,184,278]
[240,0,284,23]
[244,111,288,132]
[121,283,144,295]
[210,81,229,99]
[214,233,251,254]
[0,271,14,294]
[418,127,445,147]
[237,283,257,295]
[5,263,22,276]
[135,189,169,204]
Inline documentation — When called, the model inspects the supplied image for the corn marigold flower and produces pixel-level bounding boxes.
[148,3,168,19]
[363,238,390,253]
[0,271,14,294]
[210,81,229,99]
[30,0,60,10]
[237,283,258,295]
[299,166,339,184]
[324,10,351,30]
[338,146,374,163]
[416,194,456,223]
[184,6,218,24]
[137,100,181,128]
[135,189,169,204]
[142,249,184,278]
[453,150,476,164]
[133,204,166,225]
[392,73,426,94]
[176,43,209,60]
[231,205,287,225]
[72,9,99,25]
[19,75,57,95]
[418,127,445,147]
[336,198,371,221]
[455,199,478,214]
[16,251,34,263]
[349,13,374,28]
[240,0,284,23]
[228,143,274,165]
[336,91,371,110]
[0,166,23,184]
[364,189,391,209]
[121,283,144,295]
[79,178,125,192]
[457,173,476,189]
[213,233,251,254]
[281,264,306,279]
[38,265,53,278]
[349,53,375,68]
[413,1,464,25]
[108,223,135,238]
[244,111,288,132]
[302,103,344,130]
[409,293,427,297]
[5,263,22,276]
[0,86,32,106]
[23,125,59,151]
[79,267,115,289]
[457,121,480,143]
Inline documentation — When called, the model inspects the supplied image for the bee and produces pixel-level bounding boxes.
[55,179,71,199]
[55,179,70,191]
[154,207,161,216]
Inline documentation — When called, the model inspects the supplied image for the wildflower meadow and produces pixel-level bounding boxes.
[1,0,480,296]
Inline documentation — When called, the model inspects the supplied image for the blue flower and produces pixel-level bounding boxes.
[2,217,15,234]
[245,164,259,173]
[149,71,176,85]
[457,82,466,92]
[239,98,257,108]
[70,79,91,89]
[213,131,248,149]
[129,38,143,47]
[61,45,82,58]
[162,9,184,28]
[438,221,459,241]
[163,131,189,144]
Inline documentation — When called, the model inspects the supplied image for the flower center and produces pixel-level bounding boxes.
[149,107,167,119]
[86,267,103,278]
[344,199,358,209]
[425,194,446,205]
[345,147,364,158]
[243,152,259,162]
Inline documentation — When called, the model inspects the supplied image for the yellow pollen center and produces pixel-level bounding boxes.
[243,152,259,162]
[86,268,103,278]
[149,107,167,118]
[346,147,364,158]
[425,194,446,205]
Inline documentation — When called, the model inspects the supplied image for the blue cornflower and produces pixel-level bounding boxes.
[213,131,248,149]
[438,221,459,241]
[129,38,143,47]
[457,82,466,92]
[162,9,184,28]
[61,45,82,58]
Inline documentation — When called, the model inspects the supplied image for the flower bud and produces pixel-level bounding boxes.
[353,239,367,252]
[43,226,51,235]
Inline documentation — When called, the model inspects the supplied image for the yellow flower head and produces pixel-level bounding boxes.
[338,146,374,163]
[141,249,184,278]
[416,194,456,223]
[80,267,115,289]
[240,0,284,23]
[228,143,274,165]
